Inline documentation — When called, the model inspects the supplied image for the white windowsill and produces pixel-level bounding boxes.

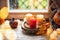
[9,10,48,13]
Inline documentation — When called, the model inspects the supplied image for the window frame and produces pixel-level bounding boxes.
[7,0,49,13]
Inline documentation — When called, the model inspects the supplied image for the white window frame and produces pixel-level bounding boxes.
[7,0,49,13]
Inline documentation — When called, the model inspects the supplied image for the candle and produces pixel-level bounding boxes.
[25,13,33,21]
[37,15,44,22]
[29,17,36,29]
[37,15,44,25]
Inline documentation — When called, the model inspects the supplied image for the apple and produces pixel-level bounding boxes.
[9,18,18,29]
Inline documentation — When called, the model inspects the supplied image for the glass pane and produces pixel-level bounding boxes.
[9,0,48,10]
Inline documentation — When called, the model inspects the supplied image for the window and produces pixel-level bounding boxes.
[8,0,48,12]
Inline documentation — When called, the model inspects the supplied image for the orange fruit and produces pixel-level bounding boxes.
[0,19,5,25]
[0,7,8,19]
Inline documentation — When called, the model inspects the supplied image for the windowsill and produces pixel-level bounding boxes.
[9,10,48,13]
[7,0,48,13]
